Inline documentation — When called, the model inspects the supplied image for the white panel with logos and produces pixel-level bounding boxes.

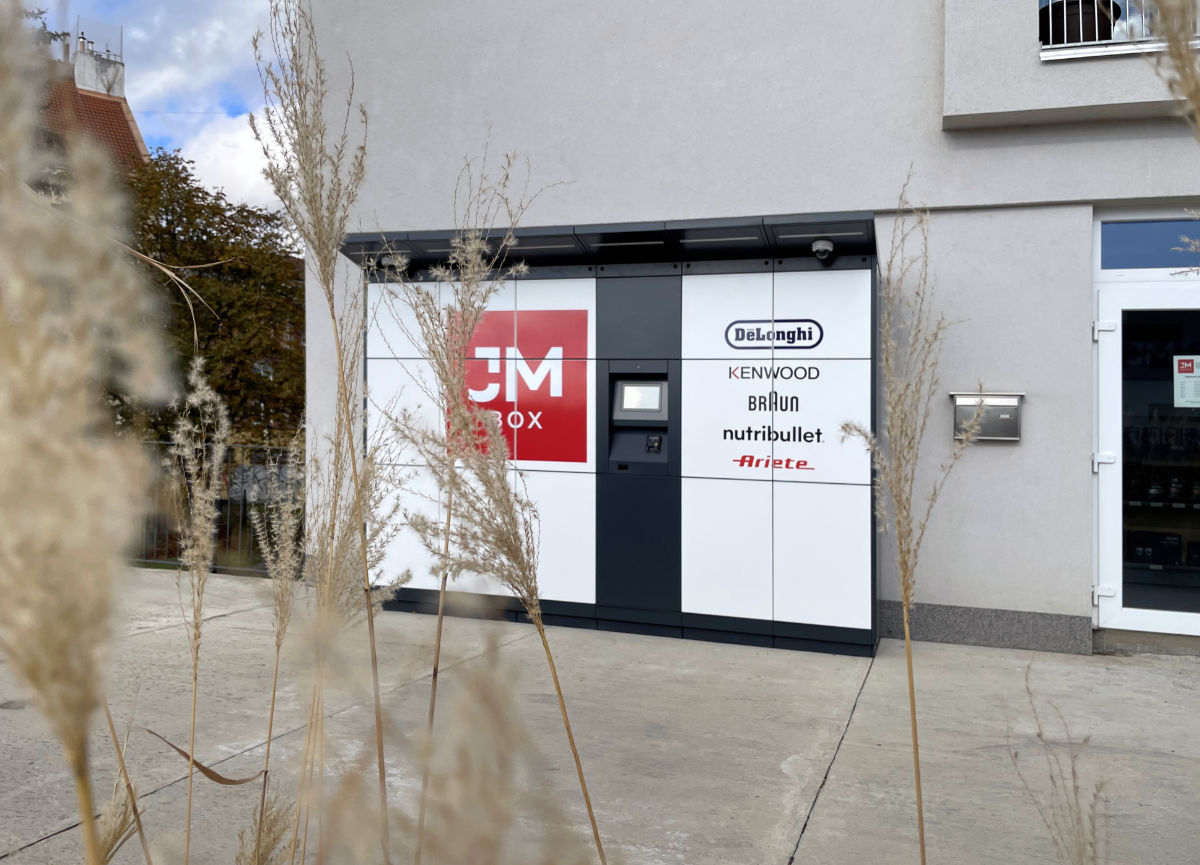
[515,278,598,358]
[680,477,773,619]
[679,268,873,630]
[681,359,773,481]
[772,482,872,629]
[682,271,772,359]
[772,269,872,359]
[764,359,872,485]
[375,469,442,591]
[366,281,442,360]
[365,358,441,458]
[366,276,598,602]
[522,469,597,604]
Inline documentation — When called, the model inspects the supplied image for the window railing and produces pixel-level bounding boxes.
[136,442,302,575]
[1038,0,1199,54]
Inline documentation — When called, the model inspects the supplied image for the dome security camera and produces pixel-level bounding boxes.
[812,238,835,261]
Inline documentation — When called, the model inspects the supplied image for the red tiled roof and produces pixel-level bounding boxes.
[42,78,149,169]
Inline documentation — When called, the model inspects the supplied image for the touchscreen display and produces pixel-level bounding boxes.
[621,383,662,411]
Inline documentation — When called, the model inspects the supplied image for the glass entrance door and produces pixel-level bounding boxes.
[1098,283,1200,634]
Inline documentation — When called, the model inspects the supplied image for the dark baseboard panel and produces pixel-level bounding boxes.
[877,600,1092,655]
[386,588,876,656]
[383,588,522,621]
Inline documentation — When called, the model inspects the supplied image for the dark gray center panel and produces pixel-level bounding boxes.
[595,273,683,635]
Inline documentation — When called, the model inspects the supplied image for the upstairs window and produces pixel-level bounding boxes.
[1038,0,1196,52]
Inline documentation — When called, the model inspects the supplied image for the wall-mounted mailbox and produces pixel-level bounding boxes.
[951,392,1024,441]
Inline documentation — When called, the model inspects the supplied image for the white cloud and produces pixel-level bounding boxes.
[69,1,267,120]
[181,113,279,211]
[65,1,280,208]
[86,0,267,110]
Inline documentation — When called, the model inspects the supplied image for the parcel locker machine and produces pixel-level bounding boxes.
[362,216,879,656]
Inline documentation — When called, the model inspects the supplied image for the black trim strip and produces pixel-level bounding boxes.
[682,612,774,636]
[385,588,876,656]
[594,605,683,627]
[773,619,875,646]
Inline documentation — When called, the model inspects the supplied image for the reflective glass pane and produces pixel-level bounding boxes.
[1101,221,1200,270]
[1122,309,1200,613]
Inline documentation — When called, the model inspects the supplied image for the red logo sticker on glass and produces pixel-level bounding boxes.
[465,310,588,462]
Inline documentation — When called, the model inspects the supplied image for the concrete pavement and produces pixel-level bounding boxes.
[1,568,1197,864]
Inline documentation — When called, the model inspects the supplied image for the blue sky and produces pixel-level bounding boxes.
[55,0,277,208]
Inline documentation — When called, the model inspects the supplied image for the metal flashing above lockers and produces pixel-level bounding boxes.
[342,212,876,273]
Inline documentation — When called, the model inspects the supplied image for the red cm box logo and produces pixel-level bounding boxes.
[1179,358,1195,374]
[465,310,588,463]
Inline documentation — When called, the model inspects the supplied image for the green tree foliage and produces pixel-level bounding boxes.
[22,8,69,48]
[125,148,304,443]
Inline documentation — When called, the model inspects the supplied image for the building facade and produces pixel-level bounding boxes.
[309,1,1200,653]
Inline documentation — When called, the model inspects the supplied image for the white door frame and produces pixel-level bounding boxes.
[1097,280,1200,634]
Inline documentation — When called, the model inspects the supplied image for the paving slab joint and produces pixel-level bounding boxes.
[786,652,875,864]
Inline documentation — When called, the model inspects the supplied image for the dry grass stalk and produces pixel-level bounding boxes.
[284,428,405,864]
[841,184,981,865]
[169,357,232,865]
[249,432,306,865]
[1149,1,1200,263]
[0,8,168,863]
[1010,667,1109,865]
[404,406,607,865]
[252,0,397,858]
[376,642,591,865]
[237,786,298,865]
[418,654,522,865]
[374,147,535,863]
[103,700,153,865]
[1152,0,1200,142]
[95,774,138,864]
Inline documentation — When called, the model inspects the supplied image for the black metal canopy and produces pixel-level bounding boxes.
[342,211,876,275]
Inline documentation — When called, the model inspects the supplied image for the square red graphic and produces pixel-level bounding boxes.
[464,310,588,463]
[1179,358,1195,374]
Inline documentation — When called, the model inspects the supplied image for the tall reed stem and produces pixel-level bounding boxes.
[535,619,606,865]
[70,752,103,865]
[415,486,455,865]
[253,648,283,865]
[287,679,320,865]
[327,298,392,865]
[184,653,199,865]
[902,605,926,865]
[104,701,153,865]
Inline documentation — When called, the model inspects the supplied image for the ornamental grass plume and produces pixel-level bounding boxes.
[374,148,536,862]
[405,642,591,865]
[840,182,981,865]
[168,357,232,865]
[102,698,153,865]
[252,431,307,651]
[1152,0,1200,142]
[236,787,297,865]
[1010,666,1109,865]
[252,2,398,856]
[404,403,607,865]
[248,432,306,865]
[1148,0,1200,263]
[0,7,169,864]
[282,425,406,864]
[95,775,139,865]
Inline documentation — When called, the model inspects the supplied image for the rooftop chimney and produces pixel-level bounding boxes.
[73,29,124,97]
